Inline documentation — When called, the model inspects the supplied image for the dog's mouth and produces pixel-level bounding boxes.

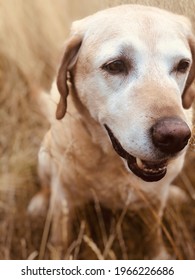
[104,124,167,182]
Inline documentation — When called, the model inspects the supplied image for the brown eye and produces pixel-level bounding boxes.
[103,60,127,74]
[176,59,190,73]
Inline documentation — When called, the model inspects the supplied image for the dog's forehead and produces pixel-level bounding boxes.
[71,4,190,43]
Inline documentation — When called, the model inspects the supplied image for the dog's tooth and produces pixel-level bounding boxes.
[136,157,144,169]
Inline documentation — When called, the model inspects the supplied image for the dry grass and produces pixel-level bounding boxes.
[0,0,195,260]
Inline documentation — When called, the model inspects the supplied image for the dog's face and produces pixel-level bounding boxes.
[56,5,195,182]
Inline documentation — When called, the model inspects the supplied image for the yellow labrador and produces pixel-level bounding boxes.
[28,5,195,259]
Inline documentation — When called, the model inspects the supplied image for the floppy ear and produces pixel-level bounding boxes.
[182,36,195,109]
[56,34,82,120]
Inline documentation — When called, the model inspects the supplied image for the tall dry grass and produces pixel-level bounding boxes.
[0,0,195,259]
[0,0,69,259]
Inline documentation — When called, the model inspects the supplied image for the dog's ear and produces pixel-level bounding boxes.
[182,36,195,109]
[56,34,82,120]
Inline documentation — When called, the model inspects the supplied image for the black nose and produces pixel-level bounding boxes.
[151,117,191,154]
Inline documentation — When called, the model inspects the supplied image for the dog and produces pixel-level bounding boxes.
[28,4,195,259]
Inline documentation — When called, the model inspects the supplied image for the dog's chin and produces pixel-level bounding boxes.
[104,124,167,182]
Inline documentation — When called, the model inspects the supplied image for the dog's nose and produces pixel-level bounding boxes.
[151,117,191,154]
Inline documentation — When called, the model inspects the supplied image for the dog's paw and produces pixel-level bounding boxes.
[152,247,173,260]
[28,191,49,217]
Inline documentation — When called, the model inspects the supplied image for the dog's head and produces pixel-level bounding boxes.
[56,5,195,182]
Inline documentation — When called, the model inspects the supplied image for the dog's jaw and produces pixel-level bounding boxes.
[104,124,167,182]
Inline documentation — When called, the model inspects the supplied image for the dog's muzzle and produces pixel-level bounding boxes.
[104,124,167,182]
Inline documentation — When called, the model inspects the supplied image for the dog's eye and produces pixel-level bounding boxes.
[176,59,190,73]
[103,60,127,74]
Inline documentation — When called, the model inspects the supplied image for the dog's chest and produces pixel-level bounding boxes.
[49,116,170,210]
[55,138,158,210]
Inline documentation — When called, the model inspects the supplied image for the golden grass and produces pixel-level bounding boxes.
[0,0,195,259]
